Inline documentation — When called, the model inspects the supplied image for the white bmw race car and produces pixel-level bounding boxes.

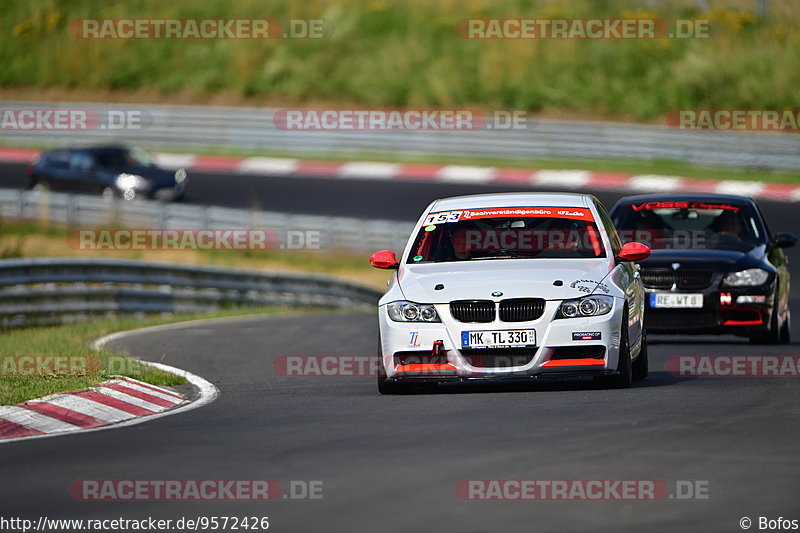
[370,192,651,393]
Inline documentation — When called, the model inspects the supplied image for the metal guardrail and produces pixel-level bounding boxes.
[0,188,413,253]
[0,257,383,328]
[2,101,799,170]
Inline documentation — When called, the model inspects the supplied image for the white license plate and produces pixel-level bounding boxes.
[461,330,536,348]
[649,293,704,308]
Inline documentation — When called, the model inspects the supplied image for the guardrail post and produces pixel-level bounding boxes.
[66,194,77,227]
[16,189,24,219]
[157,201,168,229]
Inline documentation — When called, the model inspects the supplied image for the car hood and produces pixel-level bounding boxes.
[640,246,767,271]
[396,259,614,304]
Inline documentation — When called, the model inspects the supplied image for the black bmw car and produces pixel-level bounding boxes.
[610,194,794,344]
[28,144,187,201]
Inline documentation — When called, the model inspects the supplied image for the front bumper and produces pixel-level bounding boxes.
[378,299,624,382]
[644,285,774,336]
[152,182,186,201]
[115,181,186,201]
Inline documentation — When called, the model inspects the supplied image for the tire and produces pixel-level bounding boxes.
[749,291,782,345]
[780,307,791,345]
[632,327,649,380]
[101,187,116,201]
[595,310,633,389]
[30,181,50,193]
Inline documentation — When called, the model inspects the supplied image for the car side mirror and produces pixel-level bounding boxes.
[773,232,796,248]
[617,242,651,262]
[370,250,399,269]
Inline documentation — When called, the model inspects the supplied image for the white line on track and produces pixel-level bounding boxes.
[532,170,591,188]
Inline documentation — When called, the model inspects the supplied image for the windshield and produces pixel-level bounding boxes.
[94,146,153,168]
[406,207,606,263]
[612,200,765,252]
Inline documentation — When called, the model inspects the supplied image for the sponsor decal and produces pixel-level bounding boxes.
[424,207,594,225]
[572,332,602,341]
[570,279,610,294]
[409,332,421,347]
[631,201,740,212]
[736,295,766,304]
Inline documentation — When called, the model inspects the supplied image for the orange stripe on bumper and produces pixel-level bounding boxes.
[722,319,763,326]
[542,358,605,368]
[395,363,457,372]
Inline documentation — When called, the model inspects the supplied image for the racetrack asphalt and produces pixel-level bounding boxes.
[0,161,629,219]
[1,162,799,532]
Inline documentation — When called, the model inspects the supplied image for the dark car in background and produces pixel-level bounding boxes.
[610,194,795,344]
[28,144,187,201]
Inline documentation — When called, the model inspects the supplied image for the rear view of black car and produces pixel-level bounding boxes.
[28,144,187,201]
[610,194,795,344]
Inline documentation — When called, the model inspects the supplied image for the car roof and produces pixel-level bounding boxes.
[614,193,757,205]
[42,144,130,154]
[430,192,594,211]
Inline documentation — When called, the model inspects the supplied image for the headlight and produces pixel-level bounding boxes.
[556,295,614,319]
[115,173,149,190]
[387,301,441,322]
[722,268,770,287]
[175,168,187,184]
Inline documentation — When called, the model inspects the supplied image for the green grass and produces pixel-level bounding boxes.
[0,307,294,405]
[1,0,799,121]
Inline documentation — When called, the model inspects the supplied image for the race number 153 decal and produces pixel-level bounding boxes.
[423,211,463,225]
